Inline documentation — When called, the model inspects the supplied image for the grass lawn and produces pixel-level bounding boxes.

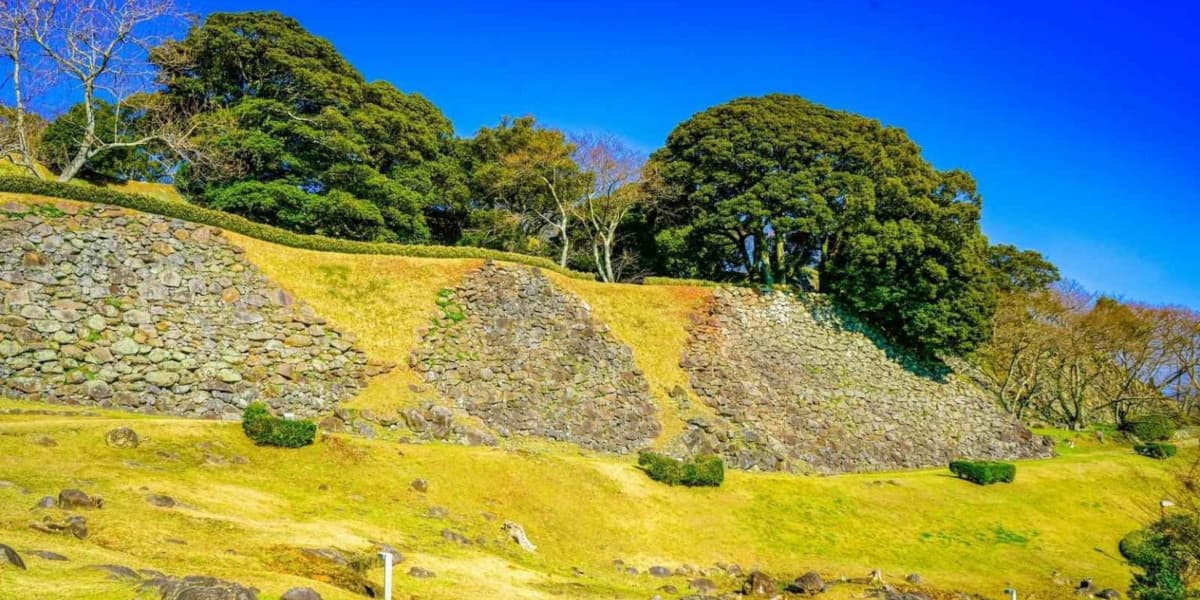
[0,401,1183,599]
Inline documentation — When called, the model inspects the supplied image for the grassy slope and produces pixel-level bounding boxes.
[0,402,1179,600]
[0,191,1182,598]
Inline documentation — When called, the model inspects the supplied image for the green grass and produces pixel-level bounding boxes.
[0,400,1185,599]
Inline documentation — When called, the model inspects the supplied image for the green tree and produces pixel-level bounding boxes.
[463,117,586,266]
[988,244,1061,293]
[40,99,169,182]
[650,94,997,355]
[153,11,464,243]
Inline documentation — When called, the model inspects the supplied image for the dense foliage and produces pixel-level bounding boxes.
[1134,443,1178,460]
[1127,416,1180,442]
[1120,514,1200,599]
[241,402,317,448]
[150,11,463,242]
[948,460,1016,485]
[637,451,724,487]
[40,98,170,183]
[647,94,997,355]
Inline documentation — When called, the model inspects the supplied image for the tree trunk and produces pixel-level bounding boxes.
[57,83,96,182]
[557,214,569,268]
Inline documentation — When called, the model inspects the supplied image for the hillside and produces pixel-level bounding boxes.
[0,190,1184,599]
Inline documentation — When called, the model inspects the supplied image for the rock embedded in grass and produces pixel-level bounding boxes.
[29,550,67,561]
[32,495,55,509]
[742,571,777,595]
[502,521,536,553]
[280,588,322,600]
[104,427,140,449]
[788,571,825,594]
[146,494,176,508]
[0,544,26,569]
[408,566,435,578]
[58,488,101,509]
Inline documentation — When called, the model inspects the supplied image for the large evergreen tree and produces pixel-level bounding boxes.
[151,11,465,242]
[649,94,997,355]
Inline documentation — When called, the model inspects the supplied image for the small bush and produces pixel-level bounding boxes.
[1135,443,1178,460]
[1121,514,1200,600]
[949,460,1016,485]
[1125,416,1178,442]
[241,402,316,448]
[638,451,724,487]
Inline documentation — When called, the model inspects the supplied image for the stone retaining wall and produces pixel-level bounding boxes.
[0,199,384,419]
[677,288,1050,473]
[410,263,659,453]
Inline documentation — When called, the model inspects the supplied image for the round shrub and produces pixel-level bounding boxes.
[241,402,316,448]
[1125,415,1178,442]
[949,459,1016,485]
[638,451,724,487]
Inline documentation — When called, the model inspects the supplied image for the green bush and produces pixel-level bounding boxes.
[949,460,1016,485]
[637,451,724,487]
[241,402,316,448]
[1125,416,1178,442]
[1121,514,1200,600]
[1135,443,1178,460]
[0,176,594,280]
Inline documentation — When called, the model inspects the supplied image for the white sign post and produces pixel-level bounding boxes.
[379,551,393,600]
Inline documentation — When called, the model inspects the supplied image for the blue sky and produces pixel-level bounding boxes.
[174,2,1200,307]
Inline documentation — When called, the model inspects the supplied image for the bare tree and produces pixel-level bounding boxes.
[572,133,647,282]
[0,1,52,175]
[21,0,190,181]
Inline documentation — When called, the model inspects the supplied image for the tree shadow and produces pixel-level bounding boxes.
[784,289,953,384]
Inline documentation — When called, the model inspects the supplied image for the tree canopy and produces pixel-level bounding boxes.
[150,11,463,242]
[648,94,998,355]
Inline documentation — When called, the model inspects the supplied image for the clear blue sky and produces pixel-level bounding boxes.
[187,1,1195,308]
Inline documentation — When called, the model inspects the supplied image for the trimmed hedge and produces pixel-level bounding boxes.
[949,459,1016,485]
[1124,415,1177,442]
[1135,442,1178,459]
[241,402,317,448]
[637,451,724,487]
[0,176,594,280]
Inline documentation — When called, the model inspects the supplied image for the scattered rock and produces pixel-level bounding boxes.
[93,564,140,580]
[648,566,670,577]
[58,488,102,509]
[33,496,56,509]
[32,436,57,447]
[502,521,537,553]
[146,494,176,508]
[742,570,777,595]
[0,544,25,569]
[688,578,716,593]
[105,427,140,449]
[408,566,436,578]
[29,550,67,561]
[788,571,825,594]
[1096,589,1121,600]
[410,478,428,492]
[440,529,470,545]
[141,574,258,600]
[280,587,322,600]
[905,573,922,585]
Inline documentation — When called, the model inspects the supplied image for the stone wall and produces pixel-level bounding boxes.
[0,199,384,419]
[410,263,659,453]
[676,288,1050,473]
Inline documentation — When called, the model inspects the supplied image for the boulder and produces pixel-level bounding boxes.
[905,573,922,585]
[647,566,670,577]
[0,544,25,569]
[410,478,428,493]
[105,427,140,449]
[788,571,825,594]
[742,570,777,595]
[33,496,56,509]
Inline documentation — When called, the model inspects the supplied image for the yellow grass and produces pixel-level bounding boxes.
[0,401,1182,599]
